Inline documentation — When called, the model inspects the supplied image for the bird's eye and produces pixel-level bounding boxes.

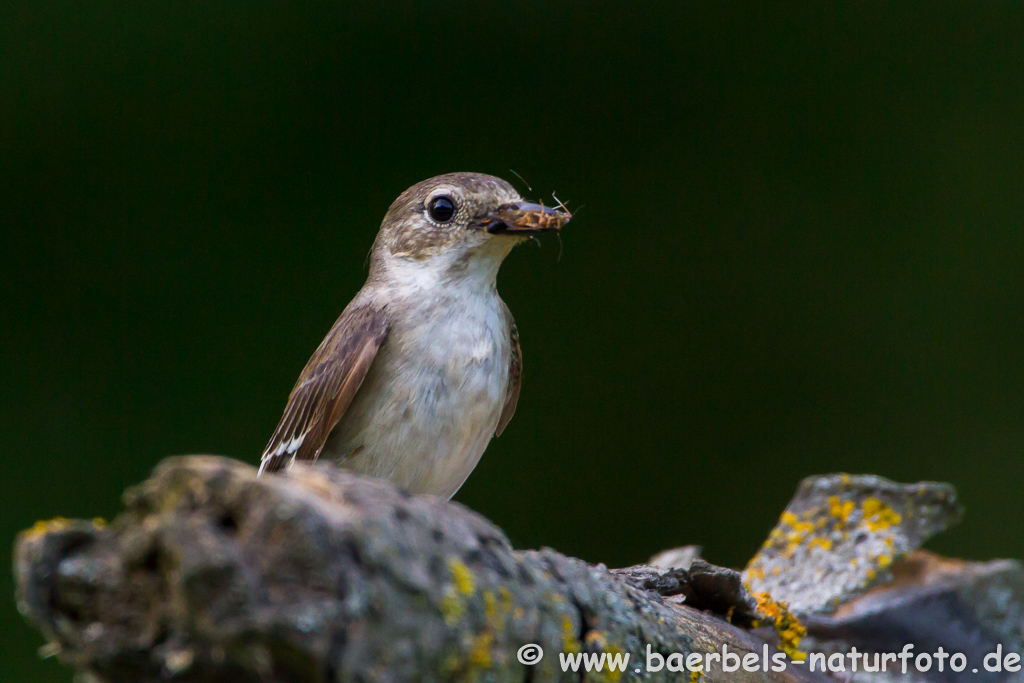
[427,196,456,223]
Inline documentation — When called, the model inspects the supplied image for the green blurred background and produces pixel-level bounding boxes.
[3,2,1024,679]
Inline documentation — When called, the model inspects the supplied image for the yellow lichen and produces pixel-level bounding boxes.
[808,537,832,551]
[484,590,496,620]
[438,558,476,625]
[440,654,461,676]
[780,512,815,536]
[861,497,901,531]
[598,643,627,683]
[469,632,493,668]
[764,510,820,557]
[448,558,475,596]
[498,586,513,609]
[561,615,581,654]
[481,591,506,634]
[826,498,843,520]
[440,593,463,625]
[25,517,70,539]
[828,495,855,523]
[579,634,626,683]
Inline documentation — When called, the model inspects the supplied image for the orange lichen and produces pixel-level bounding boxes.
[753,592,806,660]
[753,592,783,621]
[584,629,607,649]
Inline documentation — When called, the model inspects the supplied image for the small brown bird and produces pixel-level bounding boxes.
[259,173,570,498]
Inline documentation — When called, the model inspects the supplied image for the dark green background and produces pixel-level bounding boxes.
[3,2,1023,679]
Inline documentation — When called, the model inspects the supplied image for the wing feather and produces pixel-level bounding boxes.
[259,302,388,475]
[495,309,521,437]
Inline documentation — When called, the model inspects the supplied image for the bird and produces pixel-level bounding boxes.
[258,172,570,498]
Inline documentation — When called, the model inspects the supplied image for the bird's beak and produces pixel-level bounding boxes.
[483,201,571,235]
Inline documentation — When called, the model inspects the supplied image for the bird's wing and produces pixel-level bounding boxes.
[259,302,388,475]
[495,308,521,437]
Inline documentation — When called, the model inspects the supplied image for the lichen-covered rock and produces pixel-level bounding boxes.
[743,474,962,615]
[18,459,1020,683]
[15,456,824,683]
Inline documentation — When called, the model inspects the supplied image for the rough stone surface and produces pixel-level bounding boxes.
[15,456,824,683]
[743,474,963,615]
[647,546,701,571]
[16,459,1024,683]
[802,551,1024,683]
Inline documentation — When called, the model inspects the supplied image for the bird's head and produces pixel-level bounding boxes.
[369,172,570,286]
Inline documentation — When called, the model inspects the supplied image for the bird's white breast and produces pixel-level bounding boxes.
[323,263,511,499]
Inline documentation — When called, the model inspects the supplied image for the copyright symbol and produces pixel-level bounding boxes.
[517,643,544,665]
